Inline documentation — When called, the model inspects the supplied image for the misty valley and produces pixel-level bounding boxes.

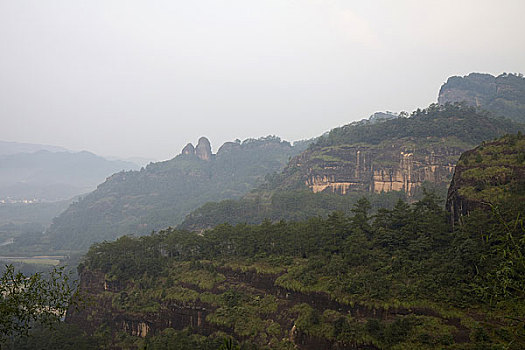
[1,72,524,349]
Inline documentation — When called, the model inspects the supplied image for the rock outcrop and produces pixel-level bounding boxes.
[446,133,525,225]
[195,137,212,161]
[180,137,212,161]
[69,263,467,349]
[273,103,524,199]
[438,72,525,123]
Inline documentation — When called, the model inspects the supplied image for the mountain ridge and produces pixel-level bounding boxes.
[46,136,308,250]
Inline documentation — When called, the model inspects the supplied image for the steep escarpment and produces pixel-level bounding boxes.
[446,133,525,225]
[46,136,306,251]
[438,72,525,123]
[293,141,458,196]
[280,104,522,197]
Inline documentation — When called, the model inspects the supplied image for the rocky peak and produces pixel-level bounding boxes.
[181,143,195,156]
[180,138,212,160]
[195,137,212,161]
[437,72,525,123]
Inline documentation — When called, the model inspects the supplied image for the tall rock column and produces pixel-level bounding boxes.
[195,137,212,161]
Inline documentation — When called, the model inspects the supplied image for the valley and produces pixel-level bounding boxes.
[2,73,525,349]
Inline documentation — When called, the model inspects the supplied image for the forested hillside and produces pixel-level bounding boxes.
[180,104,524,231]
[64,133,525,349]
[45,136,307,251]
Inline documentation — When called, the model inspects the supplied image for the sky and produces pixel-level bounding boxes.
[1,0,524,161]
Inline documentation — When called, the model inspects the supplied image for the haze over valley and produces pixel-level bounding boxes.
[1,1,525,349]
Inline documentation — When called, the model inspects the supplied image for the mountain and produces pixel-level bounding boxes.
[438,72,525,123]
[0,150,138,202]
[0,140,68,156]
[65,134,525,349]
[45,136,308,251]
[180,103,525,231]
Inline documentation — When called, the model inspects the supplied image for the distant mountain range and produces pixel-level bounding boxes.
[0,140,68,156]
[0,143,139,202]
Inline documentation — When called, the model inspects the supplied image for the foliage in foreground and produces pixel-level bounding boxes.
[0,264,80,343]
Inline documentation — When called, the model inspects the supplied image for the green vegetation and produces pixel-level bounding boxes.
[314,103,522,148]
[454,133,525,205]
[70,181,524,348]
[180,104,523,231]
[0,265,80,344]
[180,189,407,231]
[46,136,307,251]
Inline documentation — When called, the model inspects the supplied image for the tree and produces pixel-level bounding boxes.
[0,264,79,343]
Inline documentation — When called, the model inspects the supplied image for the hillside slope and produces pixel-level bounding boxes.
[46,136,306,251]
[180,104,524,231]
[68,134,525,349]
[447,133,525,225]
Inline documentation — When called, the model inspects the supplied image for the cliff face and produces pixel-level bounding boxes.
[68,264,468,349]
[67,269,214,339]
[292,141,461,197]
[438,72,525,123]
[273,104,524,199]
[446,133,525,225]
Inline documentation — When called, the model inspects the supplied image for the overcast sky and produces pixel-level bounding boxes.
[1,0,524,160]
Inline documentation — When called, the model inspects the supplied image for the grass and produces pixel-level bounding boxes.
[0,257,61,266]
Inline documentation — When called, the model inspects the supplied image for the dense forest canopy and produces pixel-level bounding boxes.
[314,103,522,148]
[75,185,524,349]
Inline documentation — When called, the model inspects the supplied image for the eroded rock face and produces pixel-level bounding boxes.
[438,73,496,107]
[287,141,461,198]
[66,269,215,339]
[69,264,466,349]
[438,72,525,123]
[195,137,212,161]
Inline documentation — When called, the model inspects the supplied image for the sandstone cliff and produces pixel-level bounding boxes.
[294,141,459,197]
[275,104,523,199]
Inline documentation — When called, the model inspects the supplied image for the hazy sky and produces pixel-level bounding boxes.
[1,0,524,160]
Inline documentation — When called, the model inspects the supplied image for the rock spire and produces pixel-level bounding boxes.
[180,137,212,161]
